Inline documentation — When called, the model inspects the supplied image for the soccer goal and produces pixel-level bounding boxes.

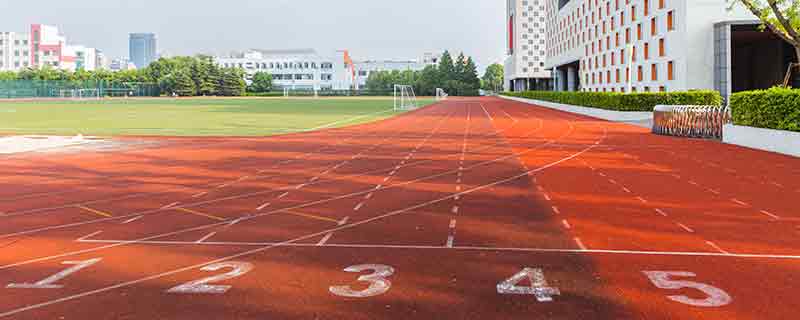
[436,88,449,101]
[393,84,418,111]
[59,89,100,100]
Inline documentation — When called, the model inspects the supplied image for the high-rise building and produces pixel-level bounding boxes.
[544,0,796,99]
[0,31,31,71]
[129,33,157,69]
[504,0,552,92]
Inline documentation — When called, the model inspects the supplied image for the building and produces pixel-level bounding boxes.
[1,24,101,72]
[0,32,31,71]
[109,58,137,72]
[543,0,795,100]
[129,33,157,69]
[505,0,553,92]
[215,49,439,91]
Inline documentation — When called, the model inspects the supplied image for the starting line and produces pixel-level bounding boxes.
[75,237,800,260]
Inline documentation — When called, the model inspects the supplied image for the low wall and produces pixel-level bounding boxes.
[723,124,800,157]
[500,95,652,124]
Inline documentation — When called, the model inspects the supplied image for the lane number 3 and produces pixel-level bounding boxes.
[643,271,732,307]
[329,264,394,298]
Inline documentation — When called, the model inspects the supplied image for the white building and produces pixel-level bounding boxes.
[543,0,786,99]
[215,49,440,91]
[1,24,101,72]
[0,32,31,71]
[505,0,552,92]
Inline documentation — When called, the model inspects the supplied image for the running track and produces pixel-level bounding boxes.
[0,97,798,319]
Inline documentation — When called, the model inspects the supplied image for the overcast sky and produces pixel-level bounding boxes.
[1,0,507,72]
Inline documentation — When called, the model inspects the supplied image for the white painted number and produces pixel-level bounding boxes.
[643,271,732,307]
[7,258,102,289]
[167,261,253,294]
[497,268,560,302]
[329,264,394,298]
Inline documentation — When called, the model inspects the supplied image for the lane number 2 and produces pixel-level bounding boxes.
[497,267,560,302]
[167,262,253,294]
[329,264,394,298]
[643,271,732,307]
[7,258,102,289]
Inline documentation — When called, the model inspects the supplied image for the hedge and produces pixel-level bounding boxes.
[730,87,800,132]
[501,90,722,112]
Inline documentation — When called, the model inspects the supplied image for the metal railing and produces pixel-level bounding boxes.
[652,105,731,140]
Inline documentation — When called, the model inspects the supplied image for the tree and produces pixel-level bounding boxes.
[731,0,800,86]
[454,52,467,82]
[218,68,246,96]
[482,63,504,92]
[248,72,273,93]
[462,57,481,94]
[438,51,456,81]
[172,70,196,96]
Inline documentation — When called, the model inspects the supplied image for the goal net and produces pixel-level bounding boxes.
[59,89,100,100]
[436,88,449,101]
[393,85,418,111]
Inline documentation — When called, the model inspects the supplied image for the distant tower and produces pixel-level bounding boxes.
[129,33,157,69]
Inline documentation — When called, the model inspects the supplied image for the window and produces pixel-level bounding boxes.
[667,61,674,80]
[667,11,675,30]
[637,23,642,40]
[659,0,665,9]
[651,17,658,35]
[659,38,665,56]
[651,63,658,80]
[644,0,649,16]
[637,65,643,81]
[644,43,649,59]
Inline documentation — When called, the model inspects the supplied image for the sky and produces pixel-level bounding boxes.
[0,0,507,73]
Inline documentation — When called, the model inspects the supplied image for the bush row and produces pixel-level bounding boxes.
[730,87,800,132]
[501,90,722,112]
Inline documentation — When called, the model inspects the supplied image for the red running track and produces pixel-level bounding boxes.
[0,97,798,319]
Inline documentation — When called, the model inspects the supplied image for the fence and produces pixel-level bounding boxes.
[652,105,731,140]
[0,80,160,99]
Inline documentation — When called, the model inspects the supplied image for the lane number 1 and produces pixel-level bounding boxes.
[7,258,102,289]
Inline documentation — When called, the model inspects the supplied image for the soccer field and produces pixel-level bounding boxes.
[0,97,434,136]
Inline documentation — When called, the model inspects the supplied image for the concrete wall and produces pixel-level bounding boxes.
[723,124,800,157]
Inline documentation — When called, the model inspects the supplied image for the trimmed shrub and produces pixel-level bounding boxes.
[501,90,722,112]
[730,87,800,132]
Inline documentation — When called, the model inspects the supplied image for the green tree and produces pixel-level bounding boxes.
[454,52,467,82]
[248,72,273,93]
[462,57,481,94]
[415,65,441,96]
[482,63,504,92]
[730,0,800,86]
[172,70,196,96]
[218,68,246,96]
[438,50,455,81]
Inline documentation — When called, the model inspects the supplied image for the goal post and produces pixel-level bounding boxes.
[436,88,449,101]
[393,84,418,111]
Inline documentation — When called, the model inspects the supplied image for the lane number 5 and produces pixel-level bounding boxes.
[643,271,732,307]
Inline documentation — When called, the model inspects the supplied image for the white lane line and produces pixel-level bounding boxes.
[677,223,694,233]
[375,185,383,190]
[446,236,455,248]
[635,196,648,204]
[316,233,334,246]
[354,202,364,211]
[770,182,784,188]
[160,202,180,210]
[731,198,749,207]
[543,194,552,201]
[552,206,560,214]
[256,202,271,211]
[609,179,618,185]
[451,206,459,214]
[598,172,607,177]
[708,189,721,195]
[655,208,668,217]
[622,187,632,193]
[192,192,207,198]
[454,195,460,201]
[760,210,781,220]
[195,232,216,244]
[706,241,730,254]
[364,193,373,200]
[278,192,289,199]
[216,183,230,189]
[77,231,102,241]
[121,215,144,224]
[309,176,320,182]
[573,237,588,250]
[688,180,699,186]
[383,176,391,182]
[562,220,572,229]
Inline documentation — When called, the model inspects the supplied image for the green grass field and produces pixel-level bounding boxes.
[0,97,434,136]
